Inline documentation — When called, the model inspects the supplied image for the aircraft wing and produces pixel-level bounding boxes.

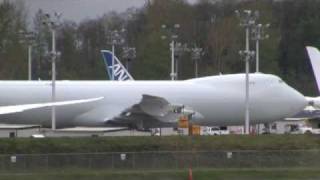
[0,97,103,115]
[129,94,173,117]
[105,94,187,129]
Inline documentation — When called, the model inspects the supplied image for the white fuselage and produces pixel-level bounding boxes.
[0,73,307,127]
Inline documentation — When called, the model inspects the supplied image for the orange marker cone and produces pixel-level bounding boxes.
[188,167,193,180]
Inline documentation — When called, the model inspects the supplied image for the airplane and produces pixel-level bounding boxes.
[101,50,134,81]
[305,46,320,108]
[286,46,320,120]
[99,48,320,128]
[101,49,315,123]
[0,73,307,129]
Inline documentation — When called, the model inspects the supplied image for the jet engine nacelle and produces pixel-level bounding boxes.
[306,96,320,109]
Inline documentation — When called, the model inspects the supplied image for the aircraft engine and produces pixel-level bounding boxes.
[306,96,320,109]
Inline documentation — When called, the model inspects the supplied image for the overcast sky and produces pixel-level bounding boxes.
[19,0,197,24]
[22,0,147,23]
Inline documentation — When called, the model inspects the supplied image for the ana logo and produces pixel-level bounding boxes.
[108,64,130,81]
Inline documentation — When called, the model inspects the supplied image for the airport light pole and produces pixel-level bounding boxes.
[173,42,189,80]
[112,44,115,80]
[42,12,61,131]
[28,43,32,80]
[161,24,180,80]
[251,23,270,72]
[107,29,125,80]
[239,50,255,134]
[191,47,203,78]
[19,30,35,80]
[171,41,175,80]
[235,10,258,135]
[122,46,136,72]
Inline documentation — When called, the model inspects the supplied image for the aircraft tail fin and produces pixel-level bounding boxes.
[101,50,134,81]
[306,46,320,93]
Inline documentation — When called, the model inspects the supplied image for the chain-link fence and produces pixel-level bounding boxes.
[1,150,320,172]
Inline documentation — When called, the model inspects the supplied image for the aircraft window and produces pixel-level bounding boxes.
[278,79,284,83]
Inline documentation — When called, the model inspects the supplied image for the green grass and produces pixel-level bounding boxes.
[1,168,320,180]
[0,134,320,154]
[1,135,319,179]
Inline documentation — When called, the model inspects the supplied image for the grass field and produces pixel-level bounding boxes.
[1,135,320,179]
[1,134,320,154]
[1,168,320,180]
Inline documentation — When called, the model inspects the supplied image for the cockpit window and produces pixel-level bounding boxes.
[278,79,284,83]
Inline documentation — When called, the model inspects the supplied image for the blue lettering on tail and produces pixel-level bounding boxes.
[101,50,134,81]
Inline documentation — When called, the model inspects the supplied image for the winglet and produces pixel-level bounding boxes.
[100,50,134,81]
[0,97,104,115]
[306,46,320,93]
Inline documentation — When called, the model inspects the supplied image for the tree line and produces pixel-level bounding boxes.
[0,0,320,95]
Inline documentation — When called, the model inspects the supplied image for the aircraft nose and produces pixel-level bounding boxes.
[286,87,307,116]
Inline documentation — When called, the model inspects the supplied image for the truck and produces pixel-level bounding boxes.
[201,126,230,135]
[288,124,320,134]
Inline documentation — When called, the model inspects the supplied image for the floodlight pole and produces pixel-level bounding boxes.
[170,40,175,80]
[236,9,258,135]
[255,37,259,72]
[42,12,61,131]
[245,26,250,135]
[107,29,125,80]
[161,24,180,80]
[191,47,203,78]
[19,30,35,80]
[51,29,56,131]
[253,24,261,73]
[28,45,32,80]
[112,44,115,81]
[122,46,136,72]
[252,23,269,73]
[195,59,198,78]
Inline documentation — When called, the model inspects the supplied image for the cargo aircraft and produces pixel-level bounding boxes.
[305,46,320,108]
[286,46,320,120]
[0,72,307,129]
[100,47,320,126]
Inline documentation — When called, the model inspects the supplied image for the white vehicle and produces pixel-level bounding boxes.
[284,123,320,134]
[299,126,314,134]
[202,126,229,135]
[30,134,45,138]
[0,73,306,129]
[288,124,314,134]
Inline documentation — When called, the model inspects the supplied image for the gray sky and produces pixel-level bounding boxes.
[22,0,147,23]
[21,0,197,23]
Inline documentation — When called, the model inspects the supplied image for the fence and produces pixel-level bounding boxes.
[1,150,320,171]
